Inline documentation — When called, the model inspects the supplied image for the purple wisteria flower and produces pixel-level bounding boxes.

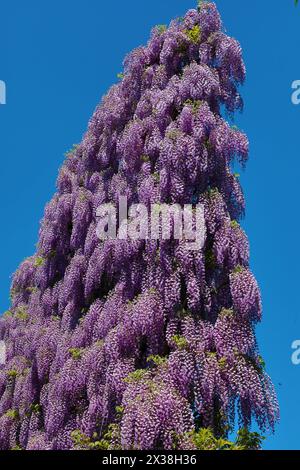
[0,2,278,450]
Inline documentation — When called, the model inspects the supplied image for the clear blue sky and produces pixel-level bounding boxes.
[0,0,299,450]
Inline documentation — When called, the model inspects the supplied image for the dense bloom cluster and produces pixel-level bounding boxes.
[0,2,278,450]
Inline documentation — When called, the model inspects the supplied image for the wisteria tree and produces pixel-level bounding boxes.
[0,2,278,450]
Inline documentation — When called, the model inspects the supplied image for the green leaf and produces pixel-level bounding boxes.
[184,25,201,44]
[68,348,83,360]
[156,24,167,34]
[34,257,45,267]
[147,355,167,367]
[190,427,265,451]
[171,335,189,350]
[124,369,149,383]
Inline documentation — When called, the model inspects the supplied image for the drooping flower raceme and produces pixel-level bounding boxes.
[0,2,278,450]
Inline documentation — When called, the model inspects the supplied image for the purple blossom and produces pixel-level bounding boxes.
[0,3,278,450]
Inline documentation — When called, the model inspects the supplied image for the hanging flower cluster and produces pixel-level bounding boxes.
[0,2,278,450]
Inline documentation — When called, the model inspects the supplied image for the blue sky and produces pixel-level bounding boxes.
[0,0,299,450]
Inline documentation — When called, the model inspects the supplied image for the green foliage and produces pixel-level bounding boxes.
[99,424,121,449]
[52,315,61,322]
[22,367,31,377]
[230,220,240,229]
[26,286,38,294]
[3,310,13,318]
[30,403,42,414]
[191,427,264,450]
[117,73,124,80]
[156,24,167,34]
[15,307,29,321]
[220,308,234,319]
[191,428,229,450]
[34,257,45,268]
[206,351,217,358]
[152,172,160,183]
[257,355,266,370]
[147,355,167,367]
[115,406,124,417]
[7,369,18,379]
[218,357,228,370]
[235,428,265,450]
[5,409,19,420]
[79,191,87,202]
[68,348,83,360]
[171,335,189,350]
[10,288,19,300]
[166,129,180,141]
[124,369,149,384]
[197,0,211,11]
[184,25,201,44]
[184,99,203,113]
[95,340,104,348]
[71,430,98,450]
[242,354,265,375]
[233,264,244,274]
[207,186,219,198]
[149,287,157,295]
[71,425,121,450]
